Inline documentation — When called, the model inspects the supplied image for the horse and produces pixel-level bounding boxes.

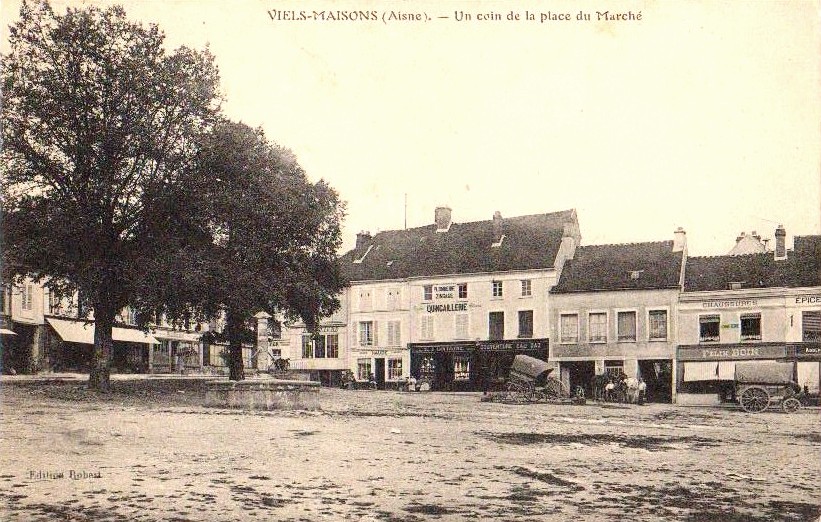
[590,373,610,401]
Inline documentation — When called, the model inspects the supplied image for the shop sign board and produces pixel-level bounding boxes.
[701,299,758,309]
[478,339,547,352]
[792,295,821,305]
[678,345,785,361]
[795,345,821,357]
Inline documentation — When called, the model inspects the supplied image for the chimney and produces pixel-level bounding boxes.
[774,225,786,260]
[356,230,371,250]
[735,231,746,244]
[672,227,687,253]
[435,206,452,232]
[492,211,504,244]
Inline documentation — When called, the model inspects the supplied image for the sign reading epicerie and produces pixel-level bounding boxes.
[794,295,821,305]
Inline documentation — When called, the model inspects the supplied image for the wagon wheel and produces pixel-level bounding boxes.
[506,382,525,402]
[739,386,770,413]
[543,378,567,400]
[782,397,801,414]
[530,388,548,402]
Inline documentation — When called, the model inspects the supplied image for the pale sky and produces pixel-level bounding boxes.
[3,0,820,256]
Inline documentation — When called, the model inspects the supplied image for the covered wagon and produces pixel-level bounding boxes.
[735,361,802,413]
[506,354,568,402]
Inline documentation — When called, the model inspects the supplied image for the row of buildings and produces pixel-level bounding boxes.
[2,207,819,405]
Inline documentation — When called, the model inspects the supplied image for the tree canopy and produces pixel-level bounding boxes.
[2,0,222,389]
[133,120,347,380]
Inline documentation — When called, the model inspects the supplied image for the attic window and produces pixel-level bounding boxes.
[728,281,743,290]
[491,234,506,248]
[386,260,394,267]
[629,270,643,280]
[353,244,374,264]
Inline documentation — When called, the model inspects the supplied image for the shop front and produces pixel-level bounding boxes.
[676,344,787,406]
[790,344,821,403]
[408,339,548,392]
[350,347,406,389]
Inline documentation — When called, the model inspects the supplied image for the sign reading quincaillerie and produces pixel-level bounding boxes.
[425,302,468,313]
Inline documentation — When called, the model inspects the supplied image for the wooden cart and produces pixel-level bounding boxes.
[735,361,802,414]
[506,354,568,402]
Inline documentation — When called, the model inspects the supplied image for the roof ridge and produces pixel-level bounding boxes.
[577,240,673,249]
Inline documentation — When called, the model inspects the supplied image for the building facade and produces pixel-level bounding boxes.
[548,234,686,402]
[340,207,580,390]
[676,231,821,405]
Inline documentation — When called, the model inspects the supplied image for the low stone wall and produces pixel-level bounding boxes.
[204,379,321,410]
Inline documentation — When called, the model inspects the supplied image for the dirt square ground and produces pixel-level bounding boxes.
[0,377,819,521]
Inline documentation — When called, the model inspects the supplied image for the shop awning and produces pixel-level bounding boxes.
[717,361,737,380]
[0,329,17,336]
[47,318,159,345]
[683,361,718,382]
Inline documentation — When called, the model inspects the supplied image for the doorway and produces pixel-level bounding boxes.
[638,360,673,403]
[563,361,595,398]
[374,358,386,389]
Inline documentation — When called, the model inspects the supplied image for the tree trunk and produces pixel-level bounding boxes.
[226,309,245,381]
[89,301,115,392]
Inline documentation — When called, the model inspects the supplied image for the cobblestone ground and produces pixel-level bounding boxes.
[1,380,819,521]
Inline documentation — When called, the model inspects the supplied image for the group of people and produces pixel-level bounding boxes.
[593,373,647,404]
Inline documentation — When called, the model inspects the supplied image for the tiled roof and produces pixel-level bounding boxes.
[340,210,577,281]
[684,235,821,292]
[551,241,684,293]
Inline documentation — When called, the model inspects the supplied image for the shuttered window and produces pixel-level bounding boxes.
[617,311,637,341]
[649,310,668,340]
[803,311,821,342]
[454,314,469,339]
[560,314,578,343]
[420,316,435,340]
[589,312,607,342]
[518,310,533,338]
[489,312,504,340]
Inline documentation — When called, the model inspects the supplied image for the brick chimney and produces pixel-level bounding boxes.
[672,227,687,253]
[356,231,372,250]
[492,211,504,244]
[435,206,452,232]
[774,225,786,260]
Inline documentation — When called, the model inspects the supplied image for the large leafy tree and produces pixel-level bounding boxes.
[134,120,347,381]
[2,1,221,390]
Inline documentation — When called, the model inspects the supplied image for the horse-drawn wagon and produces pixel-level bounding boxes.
[505,354,568,402]
[735,361,802,413]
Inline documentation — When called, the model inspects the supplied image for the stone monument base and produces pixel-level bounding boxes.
[205,379,321,410]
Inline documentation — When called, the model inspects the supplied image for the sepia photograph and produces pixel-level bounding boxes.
[1,0,820,520]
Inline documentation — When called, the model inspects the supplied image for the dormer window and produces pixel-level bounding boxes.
[491,234,506,248]
[629,270,642,280]
[728,281,743,290]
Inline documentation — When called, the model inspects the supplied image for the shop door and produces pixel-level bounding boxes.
[638,360,673,403]
[374,358,386,389]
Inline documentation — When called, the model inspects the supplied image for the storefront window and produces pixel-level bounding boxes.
[388,358,403,380]
[803,311,821,342]
[314,335,326,358]
[357,358,372,380]
[454,356,470,381]
[699,315,720,343]
[419,355,435,379]
[740,313,761,341]
[604,360,624,377]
